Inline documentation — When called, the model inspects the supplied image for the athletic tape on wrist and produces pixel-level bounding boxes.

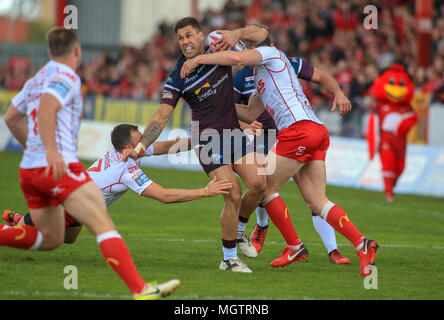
[134,143,146,156]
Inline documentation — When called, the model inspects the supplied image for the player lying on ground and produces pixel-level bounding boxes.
[1,27,181,300]
[180,28,379,276]
[2,124,232,245]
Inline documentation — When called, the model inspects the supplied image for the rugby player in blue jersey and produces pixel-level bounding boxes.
[127,17,269,273]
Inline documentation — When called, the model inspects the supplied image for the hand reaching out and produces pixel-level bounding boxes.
[331,91,352,115]
[205,177,232,196]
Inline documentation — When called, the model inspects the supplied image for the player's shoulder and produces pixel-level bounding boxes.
[235,66,254,78]
[48,61,80,82]
[44,61,81,96]
[288,56,302,73]
[233,66,254,88]
[255,45,280,58]
[165,55,187,89]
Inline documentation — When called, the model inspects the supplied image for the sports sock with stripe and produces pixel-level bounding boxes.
[0,225,42,250]
[97,230,146,294]
[320,201,364,249]
[262,194,302,247]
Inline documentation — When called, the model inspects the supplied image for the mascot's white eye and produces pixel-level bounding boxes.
[400,78,405,86]
[389,77,395,85]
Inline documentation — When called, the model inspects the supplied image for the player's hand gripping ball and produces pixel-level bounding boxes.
[207,31,246,52]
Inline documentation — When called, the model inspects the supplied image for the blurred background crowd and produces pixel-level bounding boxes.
[0,0,443,138]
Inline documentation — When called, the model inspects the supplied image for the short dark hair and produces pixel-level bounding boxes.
[174,16,201,34]
[111,124,139,152]
[256,34,272,47]
[47,27,80,58]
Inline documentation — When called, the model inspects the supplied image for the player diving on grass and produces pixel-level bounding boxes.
[2,124,232,244]
[180,26,379,276]
[0,27,181,300]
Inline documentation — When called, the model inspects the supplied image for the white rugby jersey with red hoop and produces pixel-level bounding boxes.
[253,46,330,162]
[253,46,323,131]
[12,60,82,169]
[87,147,153,207]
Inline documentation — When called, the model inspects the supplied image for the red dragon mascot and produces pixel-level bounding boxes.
[366,63,418,201]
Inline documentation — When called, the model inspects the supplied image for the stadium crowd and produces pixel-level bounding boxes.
[0,0,443,137]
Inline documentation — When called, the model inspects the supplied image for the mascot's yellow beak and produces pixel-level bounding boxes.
[384,84,407,102]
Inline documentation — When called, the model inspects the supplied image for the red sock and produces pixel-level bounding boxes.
[322,202,364,249]
[0,225,42,250]
[263,195,302,247]
[383,175,395,197]
[97,231,146,294]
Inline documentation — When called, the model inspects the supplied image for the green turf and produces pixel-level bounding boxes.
[0,151,443,300]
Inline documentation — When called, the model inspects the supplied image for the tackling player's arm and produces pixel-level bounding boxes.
[38,93,66,180]
[180,49,262,78]
[235,95,265,124]
[4,104,28,148]
[213,24,269,51]
[310,67,352,115]
[141,177,232,203]
[134,103,174,158]
[151,138,192,155]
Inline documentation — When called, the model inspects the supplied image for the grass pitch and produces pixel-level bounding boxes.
[0,151,443,300]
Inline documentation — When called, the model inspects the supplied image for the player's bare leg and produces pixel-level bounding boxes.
[62,181,116,235]
[234,152,266,258]
[0,206,65,251]
[261,152,308,267]
[3,209,83,244]
[209,165,252,272]
[28,206,66,250]
[294,162,349,264]
[296,160,378,276]
[248,151,275,254]
[62,181,180,297]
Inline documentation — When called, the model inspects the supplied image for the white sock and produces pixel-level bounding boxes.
[237,221,247,232]
[222,246,238,261]
[312,215,337,254]
[256,206,269,228]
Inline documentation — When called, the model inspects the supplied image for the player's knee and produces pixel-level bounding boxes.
[224,190,242,208]
[247,177,266,195]
[42,232,65,249]
[305,200,325,215]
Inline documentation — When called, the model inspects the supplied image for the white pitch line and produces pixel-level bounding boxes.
[113,237,443,250]
[1,290,132,299]
[1,290,306,300]
[79,234,444,250]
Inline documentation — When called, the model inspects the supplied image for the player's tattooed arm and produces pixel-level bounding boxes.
[132,104,174,159]
[140,121,162,148]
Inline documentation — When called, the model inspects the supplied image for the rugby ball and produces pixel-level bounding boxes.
[207,31,246,52]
